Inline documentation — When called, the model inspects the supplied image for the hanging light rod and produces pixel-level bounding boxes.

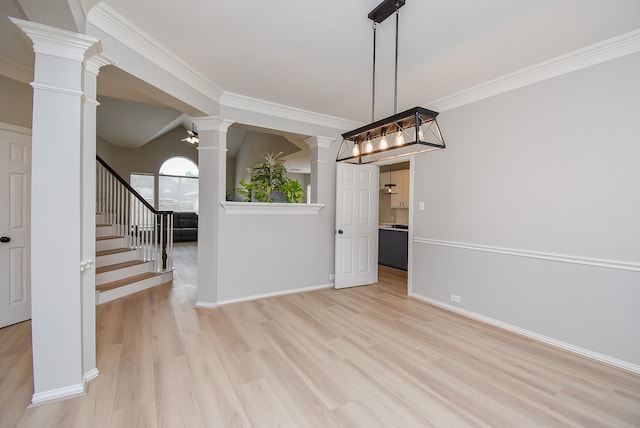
[337,0,446,164]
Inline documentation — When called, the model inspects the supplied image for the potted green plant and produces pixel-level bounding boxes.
[237,152,304,203]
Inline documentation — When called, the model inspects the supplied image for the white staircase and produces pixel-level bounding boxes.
[95,157,174,304]
[95,218,173,304]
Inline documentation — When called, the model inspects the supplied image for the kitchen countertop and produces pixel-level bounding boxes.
[379,224,409,232]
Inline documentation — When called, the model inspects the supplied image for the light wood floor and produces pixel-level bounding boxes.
[1,242,639,427]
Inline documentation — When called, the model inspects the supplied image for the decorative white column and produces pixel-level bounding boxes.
[10,18,102,404]
[192,116,234,307]
[81,51,115,385]
[305,136,335,204]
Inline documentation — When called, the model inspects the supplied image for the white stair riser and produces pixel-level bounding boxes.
[96,262,153,285]
[96,225,118,238]
[96,271,173,305]
[96,213,108,224]
[95,249,138,268]
[96,237,127,252]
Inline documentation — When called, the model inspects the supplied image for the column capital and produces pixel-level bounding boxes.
[305,135,335,149]
[10,17,99,62]
[85,52,117,75]
[191,116,234,133]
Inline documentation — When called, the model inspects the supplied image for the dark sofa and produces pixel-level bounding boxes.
[172,211,198,242]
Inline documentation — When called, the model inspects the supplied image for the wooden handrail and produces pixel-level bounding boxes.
[96,155,174,270]
[96,155,173,215]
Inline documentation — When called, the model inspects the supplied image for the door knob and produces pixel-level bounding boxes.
[337,230,344,234]
[0,236,10,243]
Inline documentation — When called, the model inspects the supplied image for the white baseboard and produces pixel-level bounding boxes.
[83,368,100,383]
[194,300,218,309]
[196,283,334,309]
[409,292,640,375]
[29,383,86,407]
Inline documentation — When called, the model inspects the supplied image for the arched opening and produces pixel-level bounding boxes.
[159,156,199,212]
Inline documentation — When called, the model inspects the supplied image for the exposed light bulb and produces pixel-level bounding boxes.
[418,127,424,141]
[380,135,388,150]
[365,139,373,153]
[352,143,360,156]
[395,132,404,146]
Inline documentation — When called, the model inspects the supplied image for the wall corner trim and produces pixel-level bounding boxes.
[428,28,640,112]
[409,292,640,375]
[83,368,100,384]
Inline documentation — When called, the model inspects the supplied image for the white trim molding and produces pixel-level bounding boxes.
[83,368,100,383]
[0,57,32,84]
[29,383,86,407]
[30,82,84,97]
[414,237,640,272]
[196,283,334,310]
[409,292,640,375]
[305,136,335,149]
[429,28,640,112]
[221,201,325,215]
[9,17,99,62]
[86,3,224,102]
[0,122,32,135]
[220,91,362,131]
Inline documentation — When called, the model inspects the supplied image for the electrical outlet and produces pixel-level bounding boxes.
[419,201,425,210]
[330,274,335,281]
[450,294,461,303]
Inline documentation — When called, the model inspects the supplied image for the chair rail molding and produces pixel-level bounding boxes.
[414,237,640,272]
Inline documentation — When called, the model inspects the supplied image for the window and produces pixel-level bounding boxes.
[159,157,199,213]
[130,173,154,205]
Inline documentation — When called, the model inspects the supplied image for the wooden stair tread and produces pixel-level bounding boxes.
[95,260,147,274]
[97,272,160,292]
[96,223,112,227]
[96,247,136,257]
[96,235,124,241]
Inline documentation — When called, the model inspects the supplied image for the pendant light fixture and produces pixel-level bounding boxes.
[384,164,397,194]
[181,123,199,145]
[336,0,445,164]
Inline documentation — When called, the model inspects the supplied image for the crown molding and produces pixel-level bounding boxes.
[429,28,640,112]
[191,116,234,133]
[85,52,117,75]
[9,17,99,62]
[0,122,32,135]
[86,3,224,102]
[220,91,362,131]
[0,57,32,84]
[305,136,335,149]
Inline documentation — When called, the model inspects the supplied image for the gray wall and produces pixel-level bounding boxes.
[97,127,198,179]
[232,130,300,201]
[411,52,640,367]
[0,75,32,128]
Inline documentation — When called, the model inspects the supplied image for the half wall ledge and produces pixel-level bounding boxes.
[220,201,325,215]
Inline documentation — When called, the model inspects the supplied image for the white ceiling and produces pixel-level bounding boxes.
[2,0,640,152]
[100,0,640,123]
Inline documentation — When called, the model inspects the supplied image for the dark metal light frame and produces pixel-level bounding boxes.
[337,106,445,164]
[336,0,446,164]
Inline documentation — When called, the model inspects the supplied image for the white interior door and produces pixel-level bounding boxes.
[335,162,379,289]
[0,128,31,328]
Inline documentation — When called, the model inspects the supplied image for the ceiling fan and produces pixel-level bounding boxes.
[181,124,199,145]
